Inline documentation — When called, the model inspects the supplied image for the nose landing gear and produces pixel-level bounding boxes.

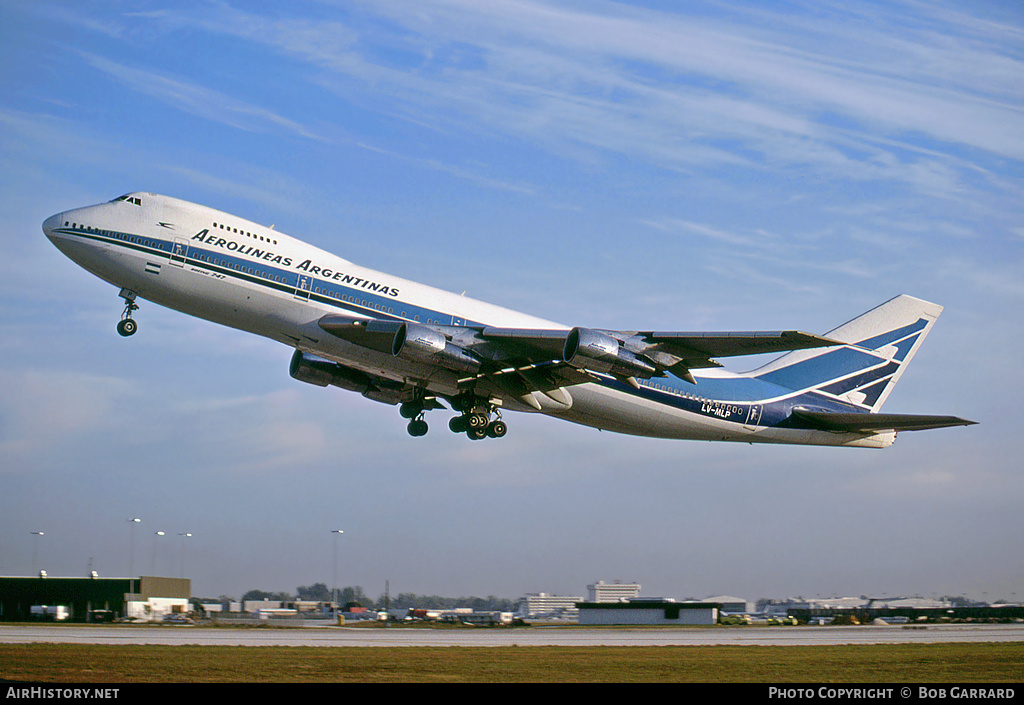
[117,288,139,337]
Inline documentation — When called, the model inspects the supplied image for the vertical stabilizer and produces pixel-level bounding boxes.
[752,295,943,411]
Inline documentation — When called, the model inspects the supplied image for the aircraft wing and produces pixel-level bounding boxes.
[637,330,840,363]
[319,314,840,386]
[478,326,839,383]
[791,409,977,432]
[479,328,836,363]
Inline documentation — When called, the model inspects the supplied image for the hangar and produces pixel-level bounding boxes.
[576,599,720,626]
[0,575,190,622]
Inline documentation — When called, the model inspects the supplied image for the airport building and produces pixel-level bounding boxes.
[587,580,642,602]
[0,575,190,622]
[514,592,583,620]
[577,599,720,626]
[705,595,751,613]
[574,580,720,625]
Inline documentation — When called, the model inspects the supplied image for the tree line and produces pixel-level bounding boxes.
[238,583,515,612]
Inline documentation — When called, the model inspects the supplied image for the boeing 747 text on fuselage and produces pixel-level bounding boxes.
[43,193,975,446]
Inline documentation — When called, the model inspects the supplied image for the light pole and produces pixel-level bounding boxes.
[30,532,44,575]
[331,529,344,613]
[127,518,141,577]
[151,531,165,575]
[177,533,192,578]
[127,518,141,610]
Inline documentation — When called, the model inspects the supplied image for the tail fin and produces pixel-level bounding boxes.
[752,295,943,412]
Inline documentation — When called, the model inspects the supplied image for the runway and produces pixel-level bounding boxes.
[1,623,1022,647]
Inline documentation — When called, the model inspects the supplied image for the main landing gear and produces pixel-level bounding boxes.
[116,288,139,337]
[400,395,508,440]
[400,401,430,437]
[447,396,507,440]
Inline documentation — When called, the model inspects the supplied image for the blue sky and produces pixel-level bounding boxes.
[2,0,1022,603]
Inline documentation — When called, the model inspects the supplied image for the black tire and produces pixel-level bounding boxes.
[117,319,137,337]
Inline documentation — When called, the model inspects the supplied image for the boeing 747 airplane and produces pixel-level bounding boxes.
[43,192,974,446]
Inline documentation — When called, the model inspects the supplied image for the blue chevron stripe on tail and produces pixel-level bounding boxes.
[750,295,943,412]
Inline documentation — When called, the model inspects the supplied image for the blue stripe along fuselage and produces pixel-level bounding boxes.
[54,225,470,327]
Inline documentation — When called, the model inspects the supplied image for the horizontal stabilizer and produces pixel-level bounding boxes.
[791,408,976,433]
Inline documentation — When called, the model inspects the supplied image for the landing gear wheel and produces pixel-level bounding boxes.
[467,427,488,440]
[407,418,429,437]
[448,416,468,433]
[486,420,508,438]
[400,402,423,420]
[116,318,137,337]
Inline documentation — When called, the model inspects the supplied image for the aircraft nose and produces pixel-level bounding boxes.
[42,212,63,239]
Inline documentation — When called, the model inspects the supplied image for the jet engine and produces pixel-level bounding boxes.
[289,350,373,393]
[317,315,482,375]
[391,322,481,374]
[289,350,407,405]
[563,327,657,379]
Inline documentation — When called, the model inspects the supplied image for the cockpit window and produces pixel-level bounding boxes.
[112,194,142,205]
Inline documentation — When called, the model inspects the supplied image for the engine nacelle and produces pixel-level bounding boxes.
[289,350,371,393]
[392,322,481,374]
[563,327,657,378]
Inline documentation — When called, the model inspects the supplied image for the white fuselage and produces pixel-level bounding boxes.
[43,192,893,447]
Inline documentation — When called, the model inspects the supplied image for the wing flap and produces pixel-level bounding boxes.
[792,409,977,432]
[463,361,595,395]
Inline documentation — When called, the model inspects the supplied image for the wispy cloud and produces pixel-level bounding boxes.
[77,51,326,141]
[356,141,537,195]
[111,0,1023,208]
[641,218,767,248]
